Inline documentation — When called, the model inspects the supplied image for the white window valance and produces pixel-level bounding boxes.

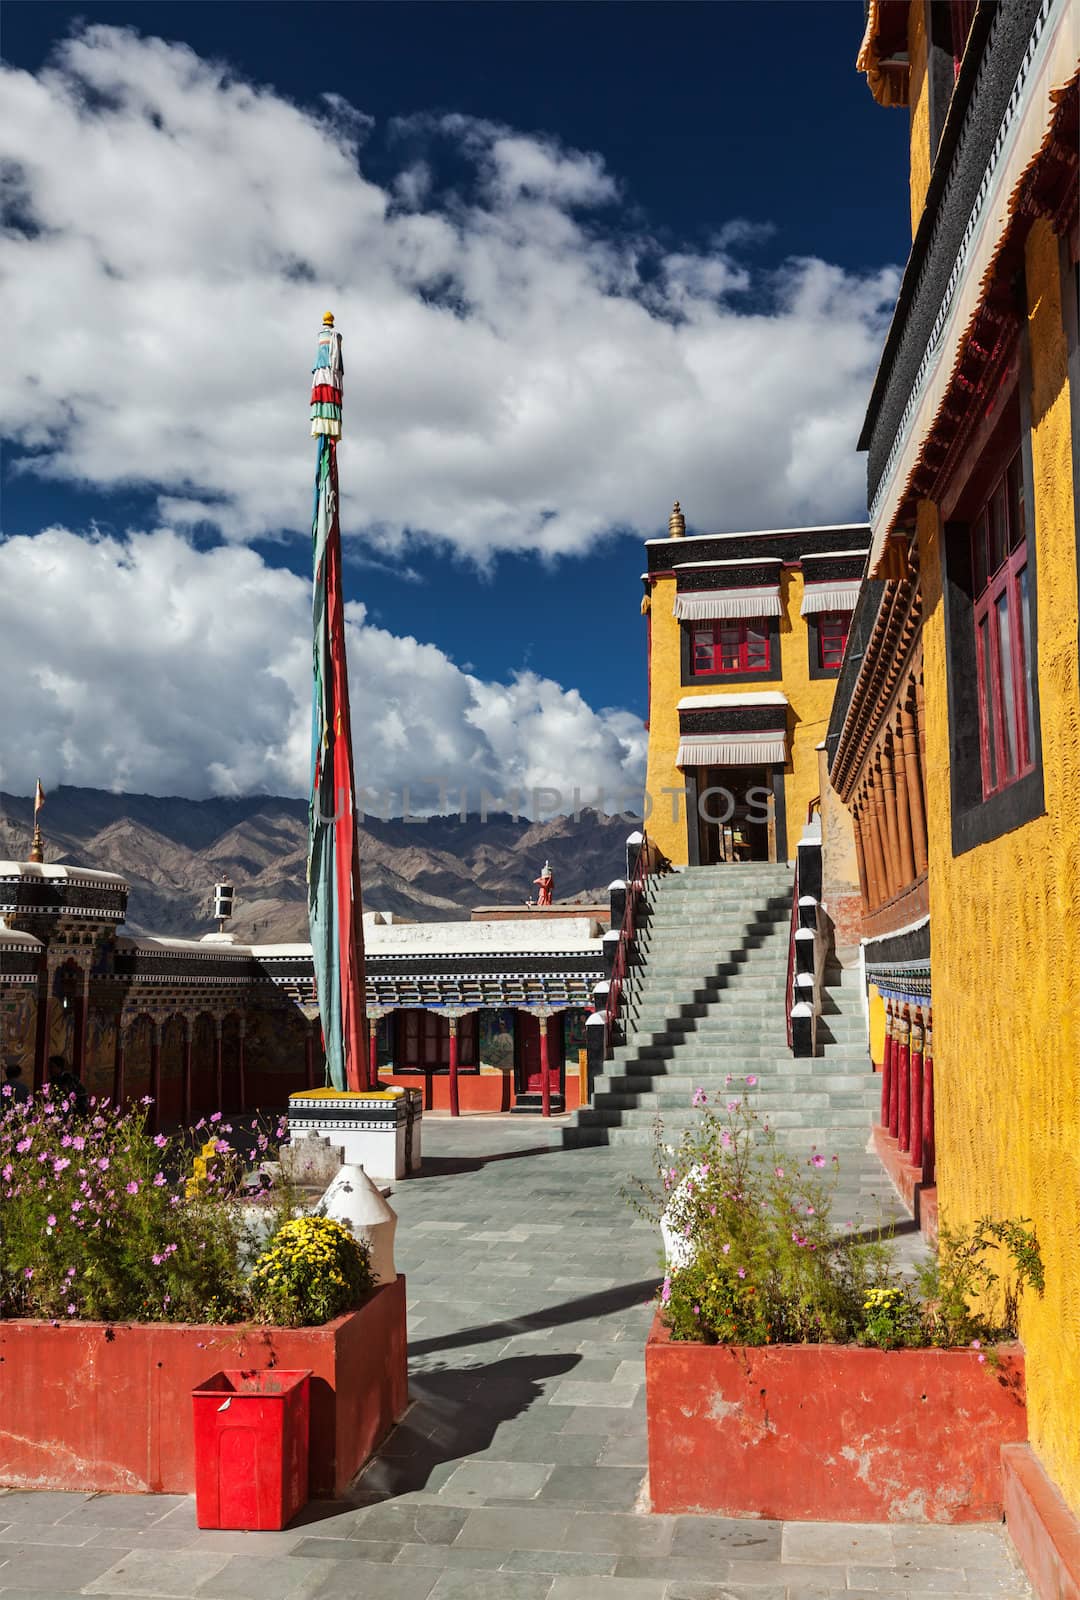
[676,730,788,769]
[674,585,782,622]
[800,580,861,616]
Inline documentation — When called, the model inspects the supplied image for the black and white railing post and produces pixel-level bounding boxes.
[789,811,823,1058]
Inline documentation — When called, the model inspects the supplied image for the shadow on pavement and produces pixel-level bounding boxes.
[408,1276,660,1358]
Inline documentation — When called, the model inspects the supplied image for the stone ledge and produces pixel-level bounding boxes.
[873,1123,938,1243]
[1003,1441,1080,1600]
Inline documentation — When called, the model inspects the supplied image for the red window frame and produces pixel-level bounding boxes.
[971,451,1035,799]
[397,1010,478,1071]
[690,617,771,677]
[817,610,851,671]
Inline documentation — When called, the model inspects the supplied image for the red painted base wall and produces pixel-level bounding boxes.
[0,1278,408,1499]
[646,1314,1027,1522]
[1003,1443,1080,1600]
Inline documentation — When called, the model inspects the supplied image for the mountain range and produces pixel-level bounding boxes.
[0,787,637,940]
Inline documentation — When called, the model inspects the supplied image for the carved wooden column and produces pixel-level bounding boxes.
[852,806,871,912]
[181,1018,194,1127]
[538,1010,553,1119]
[236,1021,247,1115]
[112,1019,126,1107]
[149,1019,162,1135]
[877,747,902,896]
[900,692,928,876]
[866,773,892,904]
[889,727,916,887]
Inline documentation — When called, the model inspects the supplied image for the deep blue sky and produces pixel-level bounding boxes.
[2,1,909,722]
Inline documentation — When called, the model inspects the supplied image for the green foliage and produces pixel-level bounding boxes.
[626,1085,1045,1354]
[247,1216,373,1328]
[916,1216,1044,1347]
[0,1086,330,1327]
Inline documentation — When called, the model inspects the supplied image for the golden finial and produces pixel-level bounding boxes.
[669,500,686,539]
[29,778,45,863]
[322,311,335,326]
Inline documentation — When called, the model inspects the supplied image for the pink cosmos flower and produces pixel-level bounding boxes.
[71,1200,82,1213]
[16,1137,31,1154]
[727,1100,738,1113]
[72,1135,85,1151]
[660,1276,672,1306]
[66,1304,77,1316]
[153,1134,168,1149]
[692,1088,707,1107]
[737,1266,746,1279]
[775,1167,785,1179]
[209,1112,222,1123]
[53,1157,71,1174]
[140,1095,153,1106]
[24,1266,33,1279]
[153,1172,167,1187]
[811,1154,827,1168]
[46,1213,56,1229]
[98,1158,109,1171]
[745,1074,757,1087]
[125,1181,139,1195]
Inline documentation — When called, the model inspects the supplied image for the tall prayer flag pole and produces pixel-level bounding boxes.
[308,312,369,1092]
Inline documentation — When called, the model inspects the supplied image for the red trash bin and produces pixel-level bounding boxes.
[192,1368,311,1530]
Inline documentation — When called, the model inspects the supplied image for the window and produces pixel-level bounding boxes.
[690,618,772,677]
[397,1010,478,1071]
[971,453,1035,798]
[817,611,851,671]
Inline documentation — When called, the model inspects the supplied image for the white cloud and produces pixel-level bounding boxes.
[0,24,898,561]
[0,527,646,811]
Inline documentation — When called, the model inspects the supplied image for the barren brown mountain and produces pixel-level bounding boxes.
[0,787,636,939]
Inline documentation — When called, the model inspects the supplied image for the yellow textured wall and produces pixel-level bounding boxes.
[907,1,931,236]
[643,567,839,864]
[919,220,1080,1512]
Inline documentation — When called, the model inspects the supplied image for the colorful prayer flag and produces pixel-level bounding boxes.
[307,314,368,1092]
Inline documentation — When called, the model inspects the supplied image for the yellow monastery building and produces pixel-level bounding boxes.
[827,0,1078,1576]
[642,506,868,867]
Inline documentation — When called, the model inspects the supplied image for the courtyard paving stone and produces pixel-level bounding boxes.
[0,1116,1033,1599]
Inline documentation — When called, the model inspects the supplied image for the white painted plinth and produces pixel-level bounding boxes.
[287,1089,422,1181]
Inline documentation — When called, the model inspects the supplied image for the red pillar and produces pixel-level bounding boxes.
[369,1018,379,1087]
[539,1015,551,1119]
[305,1026,317,1090]
[112,1023,125,1107]
[888,1002,901,1139]
[182,1020,193,1128]
[150,1022,162,1134]
[214,1023,224,1114]
[880,1002,893,1128]
[909,1008,925,1169]
[896,1006,911,1152]
[448,1018,460,1118]
[237,1026,246,1116]
[922,1013,935,1186]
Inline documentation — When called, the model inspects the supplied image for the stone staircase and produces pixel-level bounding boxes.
[564,863,880,1154]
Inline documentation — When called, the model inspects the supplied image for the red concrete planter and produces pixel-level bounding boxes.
[646,1312,1027,1523]
[0,1277,407,1499]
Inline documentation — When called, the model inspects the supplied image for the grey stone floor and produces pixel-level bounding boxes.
[0,1114,1031,1600]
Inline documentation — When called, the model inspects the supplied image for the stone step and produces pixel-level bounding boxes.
[563,1123,874,1151]
[593,1071,878,1097]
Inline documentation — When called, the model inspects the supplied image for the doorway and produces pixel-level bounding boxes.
[515,1013,565,1101]
[693,766,775,864]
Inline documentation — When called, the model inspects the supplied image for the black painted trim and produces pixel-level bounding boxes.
[942,327,1046,857]
[647,525,870,575]
[772,766,789,864]
[686,770,701,866]
[676,563,783,593]
[680,616,782,687]
[864,919,932,967]
[861,0,1040,488]
[679,705,788,736]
